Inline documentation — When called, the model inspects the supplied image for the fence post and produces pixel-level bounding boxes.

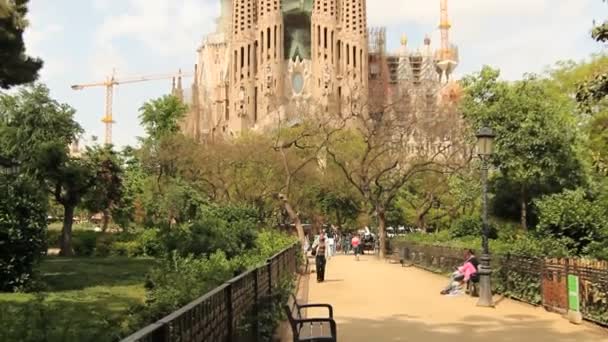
[152,322,170,342]
[254,268,259,342]
[539,257,545,307]
[225,282,234,342]
[267,259,273,296]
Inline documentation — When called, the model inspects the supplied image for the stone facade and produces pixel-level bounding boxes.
[182,0,369,140]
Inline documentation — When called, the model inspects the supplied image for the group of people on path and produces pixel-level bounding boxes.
[305,230,480,293]
[307,231,364,282]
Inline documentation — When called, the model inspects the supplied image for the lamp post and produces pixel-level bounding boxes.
[476,127,495,307]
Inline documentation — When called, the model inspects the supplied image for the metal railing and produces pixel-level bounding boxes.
[121,244,299,342]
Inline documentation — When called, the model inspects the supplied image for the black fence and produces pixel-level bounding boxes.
[391,241,608,326]
[121,244,299,342]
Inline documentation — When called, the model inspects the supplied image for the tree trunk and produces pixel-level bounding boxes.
[377,207,387,259]
[60,205,75,257]
[416,213,426,232]
[520,187,528,232]
[336,210,343,229]
[102,209,110,232]
[279,194,305,245]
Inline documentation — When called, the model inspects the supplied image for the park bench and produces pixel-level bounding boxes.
[284,293,337,342]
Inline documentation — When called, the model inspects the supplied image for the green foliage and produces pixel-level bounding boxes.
[71,231,100,257]
[132,231,295,330]
[161,204,259,259]
[0,84,81,174]
[396,231,570,258]
[142,251,233,318]
[112,148,146,229]
[494,265,542,305]
[462,67,585,228]
[138,95,188,141]
[141,178,206,228]
[0,293,121,342]
[237,274,295,342]
[535,188,608,253]
[449,215,497,239]
[135,228,163,257]
[0,257,154,342]
[0,174,47,291]
[0,0,43,89]
[81,146,124,231]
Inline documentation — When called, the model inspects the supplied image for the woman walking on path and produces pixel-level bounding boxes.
[312,236,330,282]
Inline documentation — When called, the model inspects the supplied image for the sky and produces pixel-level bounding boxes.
[22,0,606,148]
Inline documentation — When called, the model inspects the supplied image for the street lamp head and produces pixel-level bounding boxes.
[476,126,495,157]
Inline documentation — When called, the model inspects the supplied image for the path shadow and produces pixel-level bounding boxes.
[336,314,608,342]
[322,279,344,283]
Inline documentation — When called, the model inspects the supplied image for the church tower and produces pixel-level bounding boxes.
[311,0,339,102]
[337,0,368,112]
[230,0,258,133]
[256,0,284,124]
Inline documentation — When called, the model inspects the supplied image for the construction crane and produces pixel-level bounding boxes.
[71,70,192,145]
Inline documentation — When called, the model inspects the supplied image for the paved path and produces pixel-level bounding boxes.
[305,254,608,342]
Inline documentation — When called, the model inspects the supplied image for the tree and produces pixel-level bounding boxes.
[42,146,96,255]
[326,85,469,257]
[273,120,331,244]
[0,84,85,256]
[461,67,584,230]
[139,95,188,142]
[0,0,43,88]
[82,146,124,232]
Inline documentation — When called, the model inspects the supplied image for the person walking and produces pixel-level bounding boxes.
[351,234,361,261]
[312,236,329,282]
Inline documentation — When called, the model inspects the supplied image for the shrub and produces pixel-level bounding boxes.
[94,234,115,257]
[136,228,163,257]
[535,189,608,253]
[584,241,608,261]
[135,251,235,324]
[110,241,142,257]
[0,175,47,291]
[46,230,61,249]
[72,231,100,256]
[161,206,259,258]
[450,215,498,239]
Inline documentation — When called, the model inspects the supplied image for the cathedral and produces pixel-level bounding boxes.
[179,0,460,141]
[178,0,368,139]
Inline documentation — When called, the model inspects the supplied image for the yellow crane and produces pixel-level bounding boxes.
[71,69,192,145]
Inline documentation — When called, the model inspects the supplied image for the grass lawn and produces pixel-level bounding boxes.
[0,257,156,342]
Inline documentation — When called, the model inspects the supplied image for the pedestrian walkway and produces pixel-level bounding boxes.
[305,254,608,342]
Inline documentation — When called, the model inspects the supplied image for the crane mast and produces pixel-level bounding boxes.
[439,0,451,61]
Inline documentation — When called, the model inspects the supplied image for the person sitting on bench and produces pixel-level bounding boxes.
[441,249,478,295]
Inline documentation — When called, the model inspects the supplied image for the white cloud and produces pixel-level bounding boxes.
[22,8,66,80]
[95,0,217,57]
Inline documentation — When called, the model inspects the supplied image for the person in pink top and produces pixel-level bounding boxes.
[351,234,361,261]
[441,249,478,295]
